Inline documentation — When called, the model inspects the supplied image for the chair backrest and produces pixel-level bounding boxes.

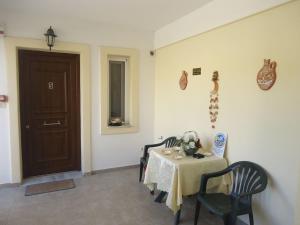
[143,136,177,159]
[229,161,268,197]
[164,136,177,148]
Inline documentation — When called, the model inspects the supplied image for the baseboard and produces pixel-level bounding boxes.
[1,165,140,185]
[0,182,20,188]
[90,164,139,175]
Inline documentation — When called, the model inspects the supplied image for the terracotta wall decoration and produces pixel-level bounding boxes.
[209,71,219,129]
[179,70,188,90]
[257,59,277,90]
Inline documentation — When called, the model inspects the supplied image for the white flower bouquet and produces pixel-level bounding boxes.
[176,131,202,156]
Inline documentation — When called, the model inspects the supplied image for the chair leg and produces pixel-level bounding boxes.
[194,200,201,225]
[223,217,230,225]
[154,191,167,203]
[249,210,254,225]
[139,161,144,182]
[224,215,237,225]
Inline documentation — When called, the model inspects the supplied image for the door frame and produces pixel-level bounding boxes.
[19,50,81,177]
[5,37,92,183]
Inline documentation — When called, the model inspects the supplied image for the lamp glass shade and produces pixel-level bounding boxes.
[44,26,57,50]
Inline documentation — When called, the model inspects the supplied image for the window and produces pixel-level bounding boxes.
[109,58,126,125]
[101,47,139,134]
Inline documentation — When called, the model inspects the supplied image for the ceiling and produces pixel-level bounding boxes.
[0,0,213,31]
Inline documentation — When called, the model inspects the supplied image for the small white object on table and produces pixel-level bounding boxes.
[144,148,230,214]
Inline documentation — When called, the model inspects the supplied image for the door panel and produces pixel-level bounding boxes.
[34,130,69,162]
[31,70,68,113]
[19,50,81,178]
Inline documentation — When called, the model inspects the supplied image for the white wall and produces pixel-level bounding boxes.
[296,177,300,225]
[92,47,155,170]
[154,0,291,49]
[0,28,11,184]
[0,11,155,183]
[154,1,300,225]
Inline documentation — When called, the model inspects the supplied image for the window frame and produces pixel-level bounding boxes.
[108,58,126,123]
[100,47,139,135]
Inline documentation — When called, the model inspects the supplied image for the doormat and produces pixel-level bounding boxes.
[25,179,75,196]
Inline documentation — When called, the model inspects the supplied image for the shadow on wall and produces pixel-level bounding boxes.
[251,172,294,225]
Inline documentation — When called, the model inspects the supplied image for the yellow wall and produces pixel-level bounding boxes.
[154,1,300,225]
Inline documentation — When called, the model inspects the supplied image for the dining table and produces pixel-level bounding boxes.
[143,148,231,225]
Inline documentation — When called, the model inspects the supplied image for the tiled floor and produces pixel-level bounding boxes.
[0,167,225,225]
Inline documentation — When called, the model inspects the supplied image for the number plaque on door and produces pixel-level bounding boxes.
[48,81,54,90]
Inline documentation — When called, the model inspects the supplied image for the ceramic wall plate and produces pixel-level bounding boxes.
[179,70,188,90]
[257,59,277,90]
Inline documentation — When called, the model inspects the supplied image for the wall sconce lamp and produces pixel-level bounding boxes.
[44,26,57,51]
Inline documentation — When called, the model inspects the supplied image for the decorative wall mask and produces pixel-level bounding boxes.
[209,71,219,129]
[257,59,277,90]
[179,70,188,90]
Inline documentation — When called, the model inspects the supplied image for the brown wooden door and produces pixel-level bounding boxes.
[19,50,81,178]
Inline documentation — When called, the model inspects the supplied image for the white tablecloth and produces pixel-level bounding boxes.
[144,149,230,213]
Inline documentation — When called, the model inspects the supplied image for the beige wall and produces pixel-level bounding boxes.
[154,1,300,225]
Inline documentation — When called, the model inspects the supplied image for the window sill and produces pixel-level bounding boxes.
[101,125,139,135]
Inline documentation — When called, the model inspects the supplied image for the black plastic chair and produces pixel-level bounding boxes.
[139,136,177,183]
[194,161,268,225]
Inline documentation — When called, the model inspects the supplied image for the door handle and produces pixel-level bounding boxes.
[43,120,61,126]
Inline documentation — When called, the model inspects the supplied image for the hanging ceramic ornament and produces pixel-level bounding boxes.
[257,59,277,90]
[179,70,188,90]
[209,71,219,129]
